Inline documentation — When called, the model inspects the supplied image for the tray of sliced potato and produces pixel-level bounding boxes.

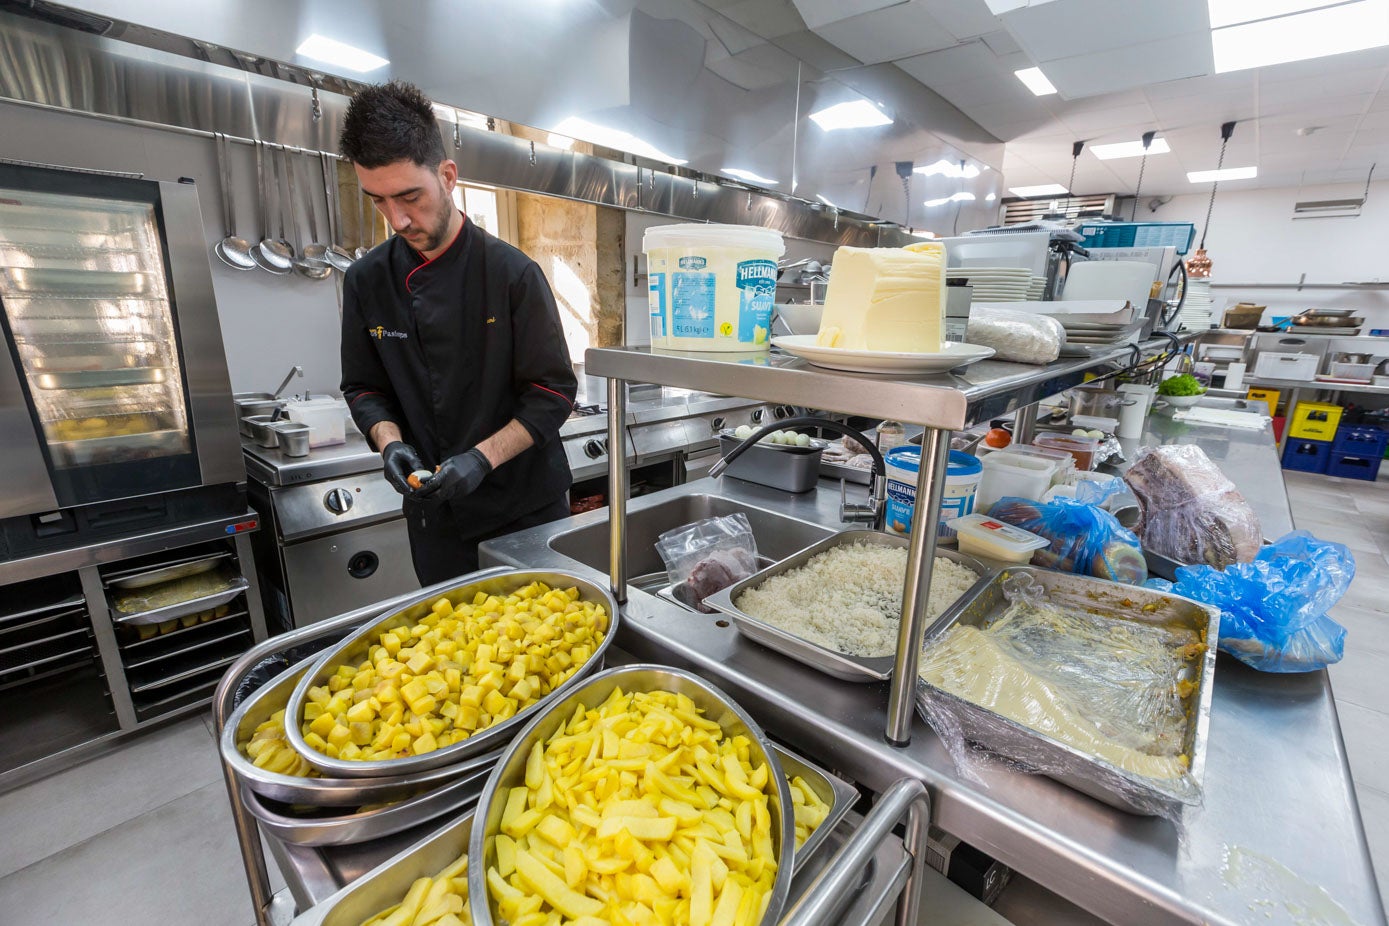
[283,570,619,778]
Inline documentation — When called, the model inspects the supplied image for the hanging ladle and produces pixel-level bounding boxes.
[252,140,292,273]
[212,132,256,270]
[319,151,354,272]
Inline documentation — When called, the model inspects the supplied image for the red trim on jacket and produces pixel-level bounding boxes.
[529,381,575,409]
[404,212,467,294]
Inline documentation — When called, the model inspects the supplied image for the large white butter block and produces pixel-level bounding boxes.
[815,244,945,352]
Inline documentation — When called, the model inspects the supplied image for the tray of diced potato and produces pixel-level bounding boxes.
[283,570,620,779]
[285,667,856,926]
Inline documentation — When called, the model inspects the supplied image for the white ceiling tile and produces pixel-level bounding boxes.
[1361,92,1389,112]
[1251,45,1389,83]
[1141,70,1256,102]
[1258,68,1386,106]
[708,16,766,55]
[923,0,1005,40]
[719,0,807,38]
[1343,143,1389,164]
[980,29,1022,57]
[791,0,900,30]
[773,29,863,70]
[1057,103,1158,135]
[812,1,958,64]
[1354,109,1389,129]
[896,40,1004,85]
[1147,91,1254,129]
[1000,0,1209,60]
[1351,126,1389,145]
[1044,34,1213,99]
[930,73,1038,108]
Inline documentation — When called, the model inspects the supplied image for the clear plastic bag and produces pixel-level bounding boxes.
[1147,531,1354,672]
[1123,444,1262,569]
[966,307,1065,364]
[986,480,1148,584]
[656,513,760,613]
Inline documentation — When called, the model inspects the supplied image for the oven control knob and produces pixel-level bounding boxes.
[583,439,605,459]
[775,405,793,419]
[750,409,764,424]
[711,416,726,433]
[324,487,353,514]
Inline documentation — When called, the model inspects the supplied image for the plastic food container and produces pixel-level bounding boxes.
[643,223,785,351]
[1032,431,1100,471]
[1004,444,1074,486]
[976,450,1057,513]
[948,514,1049,564]
[285,397,348,448]
[884,447,982,540]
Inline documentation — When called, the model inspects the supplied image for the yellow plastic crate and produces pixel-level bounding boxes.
[1288,401,1343,441]
[1246,387,1281,415]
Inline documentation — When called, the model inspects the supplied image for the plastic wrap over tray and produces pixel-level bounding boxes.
[966,307,1066,364]
[915,567,1219,818]
[1123,444,1263,569]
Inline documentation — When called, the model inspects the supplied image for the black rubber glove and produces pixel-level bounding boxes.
[381,441,424,496]
[413,447,492,502]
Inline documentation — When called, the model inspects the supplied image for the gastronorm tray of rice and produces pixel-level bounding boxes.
[703,530,991,682]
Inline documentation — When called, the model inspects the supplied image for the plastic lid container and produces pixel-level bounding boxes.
[1032,431,1100,471]
[976,451,1057,513]
[1003,444,1074,486]
[948,514,1049,564]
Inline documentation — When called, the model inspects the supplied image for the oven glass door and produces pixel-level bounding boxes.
[0,165,200,508]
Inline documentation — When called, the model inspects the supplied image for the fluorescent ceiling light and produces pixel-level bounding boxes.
[295,34,388,73]
[1207,0,1341,29]
[1090,137,1170,160]
[1212,0,1389,72]
[1187,165,1258,182]
[548,117,686,165]
[914,159,981,179]
[722,168,778,185]
[808,99,893,131]
[924,191,977,207]
[1009,183,1069,197]
[1014,67,1058,96]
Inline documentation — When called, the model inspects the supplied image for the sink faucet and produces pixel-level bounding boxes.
[707,415,888,529]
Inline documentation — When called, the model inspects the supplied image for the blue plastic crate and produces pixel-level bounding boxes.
[1282,439,1331,474]
[1333,425,1388,457]
[1328,451,1382,481]
[1075,222,1198,255]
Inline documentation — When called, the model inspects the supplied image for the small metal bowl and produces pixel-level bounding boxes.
[468,664,795,926]
[283,570,620,778]
[270,421,311,457]
[243,414,280,448]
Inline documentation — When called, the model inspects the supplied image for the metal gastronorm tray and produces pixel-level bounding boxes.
[915,565,1219,815]
[109,575,249,626]
[222,657,505,808]
[284,569,620,778]
[705,530,991,682]
[468,664,795,926]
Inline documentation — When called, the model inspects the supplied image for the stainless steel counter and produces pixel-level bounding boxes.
[243,433,383,487]
[481,413,1385,926]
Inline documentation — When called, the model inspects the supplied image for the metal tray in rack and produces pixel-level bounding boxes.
[240,766,490,847]
[284,570,620,779]
[222,657,506,808]
[704,530,991,683]
[110,576,249,627]
[106,551,231,590]
[48,428,188,467]
[914,566,1219,815]
[33,368,170,390]
[1,266,157,295]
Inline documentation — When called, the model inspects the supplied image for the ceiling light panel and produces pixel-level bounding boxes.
[1212,0,1389,73]
[1014,67,1058,95]
[1090,137,1172,159]
[808,99,893,130]
[295,35,388,73]
[1207,0,1341,29]
[1187,166,1258,182]
[1009,183,1069,197]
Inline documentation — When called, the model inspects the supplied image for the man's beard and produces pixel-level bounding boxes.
[415,196,455,253]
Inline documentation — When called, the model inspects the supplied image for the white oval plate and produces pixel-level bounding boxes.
[772,335,996,374]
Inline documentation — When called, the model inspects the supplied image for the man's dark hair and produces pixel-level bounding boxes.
[339,80,446,169]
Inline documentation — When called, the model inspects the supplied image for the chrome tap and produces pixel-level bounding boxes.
[707,415,888,530]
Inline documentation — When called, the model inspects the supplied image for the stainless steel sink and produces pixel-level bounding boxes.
[547,493,834,577]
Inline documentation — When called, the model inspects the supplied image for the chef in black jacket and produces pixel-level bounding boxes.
[338,81,577,584]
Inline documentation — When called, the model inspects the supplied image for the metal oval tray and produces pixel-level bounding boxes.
[914,565,1220,815]
[239,765,488,847]
[718,427,830,451]
[110,576,250,626]
[222,655,505,807]
[283,569,620,778]
[704,529,992,682]
[468,663,796,926]
[108,553,229,590]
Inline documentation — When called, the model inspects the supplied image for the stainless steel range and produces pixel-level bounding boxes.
[242,434,417,630]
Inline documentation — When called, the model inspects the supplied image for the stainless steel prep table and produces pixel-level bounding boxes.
[483,404,1384,926]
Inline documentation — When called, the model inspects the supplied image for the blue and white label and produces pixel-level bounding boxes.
[648,272,667,339]
[735,259,776,344]
[885,477,916,535]
[671,272,716,339]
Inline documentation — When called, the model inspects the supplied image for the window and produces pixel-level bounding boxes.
[453,183,517,245]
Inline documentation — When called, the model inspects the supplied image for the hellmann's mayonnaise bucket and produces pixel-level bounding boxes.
[885,447,983,541]
[644,223,785,351]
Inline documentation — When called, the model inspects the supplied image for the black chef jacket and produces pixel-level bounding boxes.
[340,214,576,543]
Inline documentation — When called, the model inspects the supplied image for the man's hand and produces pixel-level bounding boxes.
[414,447,492,502]
[381,441,424,496]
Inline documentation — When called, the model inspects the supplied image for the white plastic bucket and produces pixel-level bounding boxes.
[884,448,983,540]
[643,223,786,351]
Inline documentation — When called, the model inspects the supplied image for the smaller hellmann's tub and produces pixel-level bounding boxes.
[644,223,785,351]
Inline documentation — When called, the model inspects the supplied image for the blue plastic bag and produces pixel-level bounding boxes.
[1145,531,1354,672]
[988,480,1148,585]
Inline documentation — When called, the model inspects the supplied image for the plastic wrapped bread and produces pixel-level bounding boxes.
[1122,444,1262,569]
[965,307,1065,364]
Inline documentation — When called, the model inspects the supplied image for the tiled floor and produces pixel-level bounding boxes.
[0,470,1384,924]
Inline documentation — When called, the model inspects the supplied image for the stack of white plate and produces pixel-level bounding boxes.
[1059,318,1146,345]
[1026,276,1047,300]
[948,266,1032,302]
[1178,279,1215,330]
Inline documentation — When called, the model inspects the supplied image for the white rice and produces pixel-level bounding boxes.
[734,542,980,658]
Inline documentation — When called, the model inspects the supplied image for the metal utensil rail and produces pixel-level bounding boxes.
[217,572,932,926]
